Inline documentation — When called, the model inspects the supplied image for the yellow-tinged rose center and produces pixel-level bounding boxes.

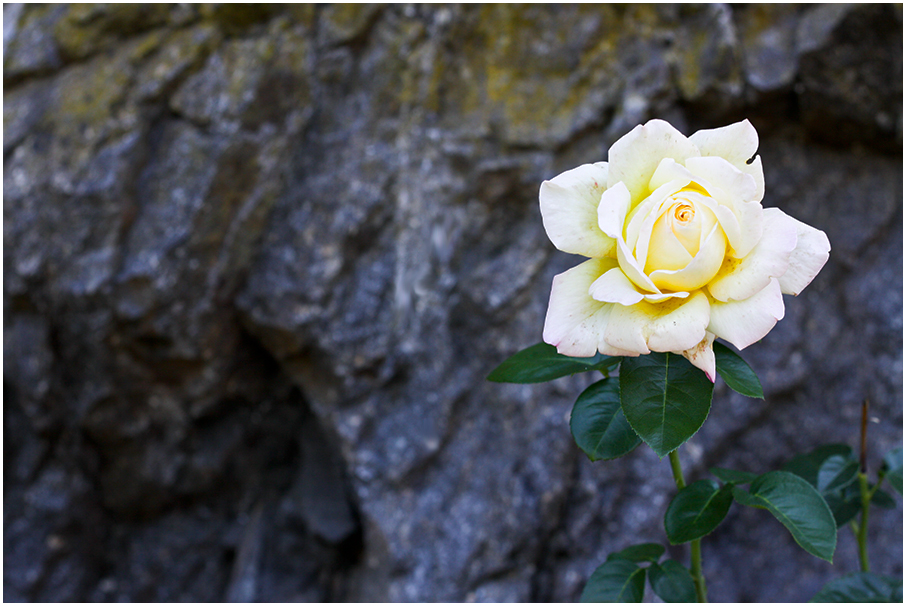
[674,204,694,223]
[640,188,728,292]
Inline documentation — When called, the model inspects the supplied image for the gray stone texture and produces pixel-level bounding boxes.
[4,3,902,602]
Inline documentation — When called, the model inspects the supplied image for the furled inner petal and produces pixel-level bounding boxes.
[644,206,695,273]
[671,202,704,256]
[624,179,689,250]
[636,186,727,292]
[649,222,727,292]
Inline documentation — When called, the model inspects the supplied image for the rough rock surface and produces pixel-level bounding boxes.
[4,4,902,602]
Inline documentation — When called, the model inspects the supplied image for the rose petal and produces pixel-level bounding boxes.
[643,291,690,303]
[603,291,711,354]
[589,268,688,305]
[649,222,727,292]
[624,179,689,251]
[685,156,758,203]
[540,163,616,257]
[707,278,785,350]
[607,119,701,206]
[616,235,660,293]
[744,156,765,203]
[689,119,759,166]
[707,208,798,302]
[649,157,695,191]
[599,183,661,293]
[689,119,765,201]
[712,200,765,260]
[589,267,645,306]
[543,258,619,357]
[685,155,763,258]
[682,332,717,382]
[643,207,696,274]
[776,211,831,296]
[599,341,643,357]
[597,181,632,239]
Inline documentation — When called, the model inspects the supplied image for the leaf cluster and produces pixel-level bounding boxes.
[488,342,761,460]
[782,444,902,602]
[580,543,696,603]
[783,445,899,528]
[488,344,902,600]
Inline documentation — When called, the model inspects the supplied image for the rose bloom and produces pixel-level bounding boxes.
[540,119,830,380]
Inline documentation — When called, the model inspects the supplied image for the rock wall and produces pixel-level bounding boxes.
[4,4,902,601]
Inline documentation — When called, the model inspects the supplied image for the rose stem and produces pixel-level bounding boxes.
[668,449,708,602]
[856,399,871,572]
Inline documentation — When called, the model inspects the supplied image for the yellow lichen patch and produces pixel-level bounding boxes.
[319,4,384,45]
[53,4,171,61]
[475,4,625,145]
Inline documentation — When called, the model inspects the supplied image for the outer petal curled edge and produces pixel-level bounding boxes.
[543,258,619,357]
[776,211,831,296]
[540,162,615,257]
[708,278,785,350]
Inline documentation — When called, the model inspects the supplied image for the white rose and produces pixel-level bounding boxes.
[540,119,830,380]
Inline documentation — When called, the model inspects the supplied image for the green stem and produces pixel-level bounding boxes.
[857,471,871,572]
[668,449,686,490]
[668,450,708,602]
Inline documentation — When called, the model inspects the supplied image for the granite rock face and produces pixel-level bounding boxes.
[4,4,902,602]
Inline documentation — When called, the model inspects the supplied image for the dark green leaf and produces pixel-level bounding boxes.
[817,455,859,493]
[648,560,697,603]
[783,444,854,487]
[665,480,733,544]
[581,558,646,603]
[710,467,758,485]
[488,343,620,383]
[810,572,902,603]
[871,487,897,509]
[713,342,763,399]
[732,485,767,509]
[882,447,903,495]
[732,471,837,562]
[619,352,713,458]
[606,543,665,564]
[823,486,862,527]
[571,379,641,461]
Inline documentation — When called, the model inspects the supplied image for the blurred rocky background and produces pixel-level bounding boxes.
[3,3,902,602]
